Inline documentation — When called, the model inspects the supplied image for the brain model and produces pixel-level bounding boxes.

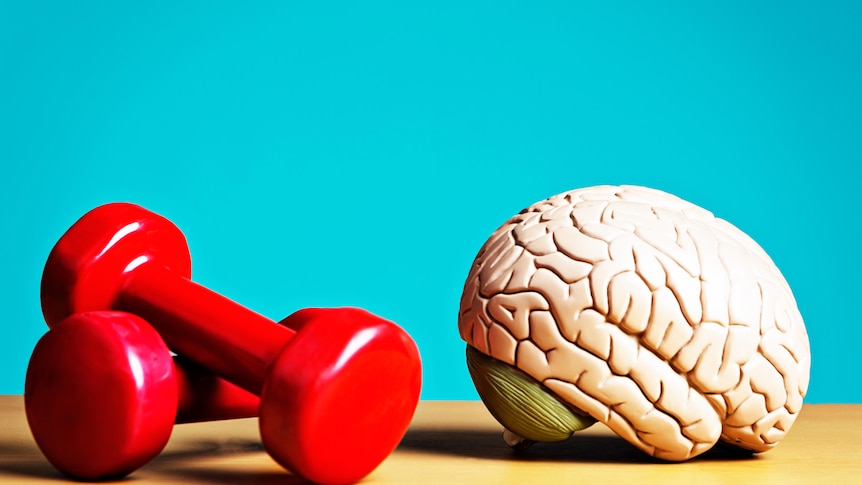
[459,185,810,460]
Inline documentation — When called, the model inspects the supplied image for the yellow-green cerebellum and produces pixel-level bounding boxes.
[466,345,596,443]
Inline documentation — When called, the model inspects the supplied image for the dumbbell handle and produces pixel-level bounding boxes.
[118,261,293,395]
[174,356,260,423]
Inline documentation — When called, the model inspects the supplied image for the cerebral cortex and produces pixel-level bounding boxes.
[459,185,810,460]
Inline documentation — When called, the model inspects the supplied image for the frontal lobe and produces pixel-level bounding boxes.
[458,185,810,460]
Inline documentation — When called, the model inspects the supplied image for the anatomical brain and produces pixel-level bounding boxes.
[459,185,810,460]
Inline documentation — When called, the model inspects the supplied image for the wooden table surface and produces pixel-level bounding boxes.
[1,396,859,484]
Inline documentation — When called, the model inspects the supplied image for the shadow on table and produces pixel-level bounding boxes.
[398,428,759,464]
[147,438,305,485]
[0,430,758,484]
[0,439,301,485]
[0,459,66,481]
[156,437,265,460]
[149,466,302,485]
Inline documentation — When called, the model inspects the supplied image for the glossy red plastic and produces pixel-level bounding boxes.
[39,203,423,485]
[266,307,423,485]
[25,312,177,480]
[41,203,192,330]
[37,203,262,449]
[23,310,357,480]
[173,355,261,424]
[24,311,262,480]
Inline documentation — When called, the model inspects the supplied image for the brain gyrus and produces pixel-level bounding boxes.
[458,185,810,460]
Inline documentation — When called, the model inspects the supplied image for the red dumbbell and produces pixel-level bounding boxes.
[38,202,422,485]
[26,308,353,480]
[26,310,262,479]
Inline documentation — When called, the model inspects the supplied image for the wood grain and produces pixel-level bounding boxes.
[0,396,858,484]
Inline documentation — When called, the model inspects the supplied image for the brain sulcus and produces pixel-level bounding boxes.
[458,185,810,461]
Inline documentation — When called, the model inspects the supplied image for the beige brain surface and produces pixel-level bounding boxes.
[458,185,810,461]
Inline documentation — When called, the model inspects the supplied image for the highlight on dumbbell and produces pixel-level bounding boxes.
[35,202,423,485]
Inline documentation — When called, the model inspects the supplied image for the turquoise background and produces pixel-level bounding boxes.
[1,1,859,402]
